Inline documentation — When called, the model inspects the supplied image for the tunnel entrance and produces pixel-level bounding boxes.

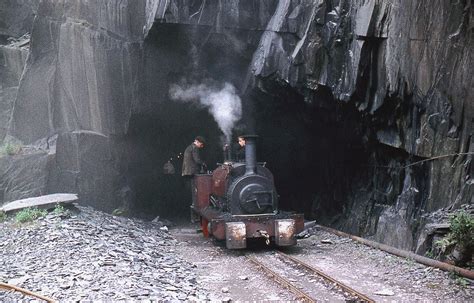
[249,83,368,221]
[121,23,368,222]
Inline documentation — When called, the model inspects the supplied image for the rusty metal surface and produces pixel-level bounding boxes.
[194,174,212,210]
[274,219,296,246]
[291,214,305,234]
[246,256,316,302]
[275,251,375,303]
[225,222,247,249]
[210,219,226,240]
[211,165,231,197]
[210,213,304,244]
[246,220,275,238]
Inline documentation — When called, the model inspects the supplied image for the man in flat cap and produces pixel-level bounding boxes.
[182,136,206,221]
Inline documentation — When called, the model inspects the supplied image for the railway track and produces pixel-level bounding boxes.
[246,251,375,302]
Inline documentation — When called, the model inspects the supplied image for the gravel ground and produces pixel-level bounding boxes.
[0,205,209,302]
[296,226,474,302]
[170,223,473,302]
[170,226,297,302]
[1,205,472,302]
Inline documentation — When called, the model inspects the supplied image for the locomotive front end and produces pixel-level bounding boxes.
[226,135,277,215]
[191,135,304,249]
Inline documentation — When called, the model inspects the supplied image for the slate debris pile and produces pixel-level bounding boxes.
[0,205,209,301]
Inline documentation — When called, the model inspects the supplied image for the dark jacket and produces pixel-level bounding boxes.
[182,143,204,176]
[234,144,245,162]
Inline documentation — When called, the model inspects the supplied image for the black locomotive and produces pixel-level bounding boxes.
[191,135,304,249]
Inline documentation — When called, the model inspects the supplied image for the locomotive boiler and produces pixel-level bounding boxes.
[191,135,304,249]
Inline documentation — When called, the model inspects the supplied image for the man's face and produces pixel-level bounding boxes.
[194,140,204,148]
[238,137,245,147]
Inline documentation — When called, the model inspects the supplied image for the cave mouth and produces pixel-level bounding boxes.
[123,85,368,223]
[122,23,368,222]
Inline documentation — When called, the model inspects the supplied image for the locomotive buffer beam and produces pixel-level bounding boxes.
[223,218,298,249]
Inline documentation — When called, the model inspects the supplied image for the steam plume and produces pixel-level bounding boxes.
[169,81,242,143]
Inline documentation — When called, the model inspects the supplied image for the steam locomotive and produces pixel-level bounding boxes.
[191,135,304,249]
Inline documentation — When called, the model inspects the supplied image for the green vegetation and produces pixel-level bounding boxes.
[53,203,67,215]
[424,249,434,259]
[15,207,47,223]
[0,210,6,223]
[448,272,470,288]
[447,211,474,249]
[0,142,22,156]
[435,210,473,265]
[435,237,454,255]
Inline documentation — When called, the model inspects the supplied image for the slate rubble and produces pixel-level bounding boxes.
[298,227,474,302]
[0,205,208,301]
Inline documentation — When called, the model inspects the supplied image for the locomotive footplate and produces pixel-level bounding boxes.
[209,213,304,249]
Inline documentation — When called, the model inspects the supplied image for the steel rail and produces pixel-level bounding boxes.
[276,251,375,303]
[0,282,55,302]
[246,255,316,302]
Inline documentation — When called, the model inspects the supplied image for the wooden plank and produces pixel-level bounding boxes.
[0,193,78,213]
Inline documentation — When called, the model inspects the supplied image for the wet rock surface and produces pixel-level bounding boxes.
[0,206,208,301]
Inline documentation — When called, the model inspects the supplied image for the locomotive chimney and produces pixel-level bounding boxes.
[243,135,258,175]
[223,143,232,163]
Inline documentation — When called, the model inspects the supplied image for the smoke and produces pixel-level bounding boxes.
[169,81,242,143]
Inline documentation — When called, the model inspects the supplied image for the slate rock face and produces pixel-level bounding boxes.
[0,0,472,252]
[8,0,145,144]
[0,151,51,203]
[48,131,119,212]
[0,0,39,39]
[0,42,28,141]
[146,0,473,250]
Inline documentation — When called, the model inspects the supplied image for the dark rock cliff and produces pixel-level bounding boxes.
[0,0,472,253]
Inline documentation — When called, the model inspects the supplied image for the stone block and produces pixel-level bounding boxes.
[0,151,52,205]
[0,193,77,212]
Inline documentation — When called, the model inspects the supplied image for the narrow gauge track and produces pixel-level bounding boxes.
[246,251,375,302]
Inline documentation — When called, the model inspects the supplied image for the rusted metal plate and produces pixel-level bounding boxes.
[194,174,212,210]
[210,219,225,240]
[245,220,275,238]
[274,219,296,246]
[211,213,304,244]
[225,222,246,249]
[212,165,230,196]
[290,213,305,233]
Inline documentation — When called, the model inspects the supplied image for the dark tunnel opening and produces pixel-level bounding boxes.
[249,83,368,221]
[121,23,369,223]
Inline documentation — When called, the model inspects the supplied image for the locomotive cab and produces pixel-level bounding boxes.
[191,135,304,249]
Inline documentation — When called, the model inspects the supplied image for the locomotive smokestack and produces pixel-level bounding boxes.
[223,143,232,163]
[243,135,258,175]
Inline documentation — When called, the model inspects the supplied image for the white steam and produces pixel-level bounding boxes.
[169,82,242,142]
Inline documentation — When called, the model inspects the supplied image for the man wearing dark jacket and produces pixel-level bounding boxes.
[182,136,206,220]
[182,136,206,176]
[235,135,246,162]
